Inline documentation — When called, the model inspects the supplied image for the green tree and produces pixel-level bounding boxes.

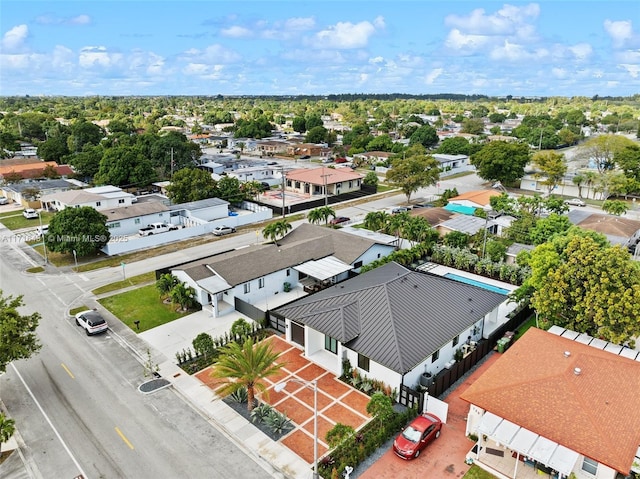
[366,392,394,425]
[192,333,215,360]
[210,337,285,412]
[37,136,70,162]
[0,291,41,373]
[443,231,469,248]
[69,144,104,178]
[305,126,328,144]
[325,423,355,449]
[436,137,470,155]
[461,118,486,135]
[94,145,155,187]
[489,113,507,123]
[614,144,640,182]
[156,273,179,298]
[166,168,217,204]
[68,119,104,153]
[363,211,390,232]
[45,206,110,256]
[602,199,628,216]
[0,414,16,454]
[169,283,197,311]
[531,151,567,196]
[217,176,244,203]
[484,240,507,262]
[528,233,640,346]
[408,125,438,149]
[529,214,571,245]
[363,171,379,187]
[366,134,394,152]
[471,141,530,184]
[292,116,306,133]
[307,206,335,225]
[386,145,440,203]
[262,220,292,246]
[578,134,635,173]
[557,128,581,147]
[230,318,252,337]
[305,114,323,130]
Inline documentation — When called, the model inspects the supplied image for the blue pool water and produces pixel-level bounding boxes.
[444,273,509,295]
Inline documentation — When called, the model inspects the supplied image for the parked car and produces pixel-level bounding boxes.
[138,222,179,236]
[392,207,410,214]
[300,155,311,159]
[260,182,271,192]
[0,196,8,205]
[334,157,347,164]
[393,413,442,460]
[564,198,586,207]
[23,208,39,219]
[75,310,108,335]
[212,225,236,236]
[329,216,350,225]
[37,225,49,237]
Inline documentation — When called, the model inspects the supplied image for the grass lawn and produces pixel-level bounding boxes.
[69,306,91,316]
[463,465,497,479]
[0,210,55,230]
[98,284,197,332]
[92,271,156,295]
[514,314,538,341]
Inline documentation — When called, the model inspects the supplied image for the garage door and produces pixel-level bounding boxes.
[291,321,305,347]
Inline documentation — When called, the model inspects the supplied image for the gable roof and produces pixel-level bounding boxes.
[275,262,506,374]
[460,327,640,474]
[176,223,388,286]
[41,189,104,205]
[103,202,170,222]
[286,167,363,186]
[449,189,502,207]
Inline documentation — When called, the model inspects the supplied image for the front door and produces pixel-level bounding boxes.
[291,321,305,347]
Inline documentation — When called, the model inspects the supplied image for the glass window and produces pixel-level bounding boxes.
[96,201,101,207]
[324,335,338,354]
[452,335,459,347]
[357,354,370,372]
[118,199,125,204]
[286,269,290,277]
[258,278,264,289]
[134,218,140,224]
[431,349,439,363]
[354,260,363,268]
[243,283,250,294]
[581,457,597,475]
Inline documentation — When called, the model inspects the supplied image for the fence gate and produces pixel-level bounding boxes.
[399,384,423,411]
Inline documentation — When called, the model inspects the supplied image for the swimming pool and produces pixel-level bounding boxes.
[444,273,509,295]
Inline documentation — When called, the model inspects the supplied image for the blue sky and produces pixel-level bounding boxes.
[1,1,639,97]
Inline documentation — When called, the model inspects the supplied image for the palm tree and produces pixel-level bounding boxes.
[307,208,323,225]
[169,282,197,311]
[308,206,335,225]
[262,219,292,246]
[210,337,285,412]
[156,273,179,299]
[0,413,15,454]
[363,211,390,232]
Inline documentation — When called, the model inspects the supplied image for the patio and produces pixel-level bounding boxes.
[471,442,557,479]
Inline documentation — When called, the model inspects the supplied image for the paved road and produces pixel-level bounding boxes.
[0,235,274,479]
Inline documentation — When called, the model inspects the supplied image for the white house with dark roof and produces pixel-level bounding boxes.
[41,185,136,211]
[170,223,396,318]
[274,261,509,396]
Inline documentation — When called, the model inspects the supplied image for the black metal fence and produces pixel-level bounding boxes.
[235,297,266,324]
[259,185,377,216]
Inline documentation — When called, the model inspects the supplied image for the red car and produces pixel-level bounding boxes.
[393,413,442,459]
[329,216,350,225]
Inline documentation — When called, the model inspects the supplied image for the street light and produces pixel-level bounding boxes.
[274,378,318,479]
[72,249,78,270]
[37,210,48,264]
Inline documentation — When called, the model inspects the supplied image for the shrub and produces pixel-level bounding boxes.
[265,409,292,434]
[230,318,252,338]
[229,386,248,403]
[192,332,215,359]
[326,423,355,448]
[250,403,272,423]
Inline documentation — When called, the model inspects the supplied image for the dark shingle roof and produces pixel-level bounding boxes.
[275,262,506,374]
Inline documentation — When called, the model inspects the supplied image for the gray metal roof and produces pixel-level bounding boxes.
[275,262,507,375]
[5,179,75,192]
[169,197,229,211]
[439,215,494,234]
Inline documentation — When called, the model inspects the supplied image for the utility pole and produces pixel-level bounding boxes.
[320,166,333,207]
[280,167,286,218]
[170,147,174,177]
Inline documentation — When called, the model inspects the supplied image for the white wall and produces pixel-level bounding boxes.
[343,346,401,393]
[107,212,169,236]
[353,244,396,271]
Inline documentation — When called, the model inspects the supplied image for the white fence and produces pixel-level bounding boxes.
[101,202,272,255]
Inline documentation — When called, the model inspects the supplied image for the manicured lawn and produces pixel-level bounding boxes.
[92,271,156,295]
[98,284,197,332]
[0,210,55,230]
[463,464,497,479]
[69,306,91,316]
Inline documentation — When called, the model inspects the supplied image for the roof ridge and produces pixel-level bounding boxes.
[383,274,409,373]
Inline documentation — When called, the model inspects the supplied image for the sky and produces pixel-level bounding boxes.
[1,1,639,97]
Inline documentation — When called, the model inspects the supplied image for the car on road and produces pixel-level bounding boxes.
[75,310,109,335]
[393,413,442,460]
[23,208,39,219]
[299,155,311,159]
[564,198,586,207]
[329,216,350,225]
[392,207,410,214]
[212,225,236,236]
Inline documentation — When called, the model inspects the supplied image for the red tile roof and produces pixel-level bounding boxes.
[449,189,501,206]
[286,167,363,186]
[0,161,73,179]
[460,328,640,474]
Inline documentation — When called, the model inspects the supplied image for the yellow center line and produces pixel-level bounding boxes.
[115,427,134,450]
[61,363,75,379]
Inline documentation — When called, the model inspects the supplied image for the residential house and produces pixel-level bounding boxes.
[436,215,498,237]
[352,151,393,164]
[432,154,469,171]
[256,140,289,156]
[567,211,640,248]
[170,223,396,318]
[0,158,73,181]
[103,201,172,235]
[461,327,640,479]
[286,167,363,198]
[274,261,508,398]
[41,185,136,211]
[286,143,325,157]
[447,190,503,211]
[0,179,79,207]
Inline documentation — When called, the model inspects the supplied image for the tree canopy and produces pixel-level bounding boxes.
[0,291,41,373]
[386,145,440,202]
[471,141,530,184]
[166,168,216,204]
[45,206,110,256]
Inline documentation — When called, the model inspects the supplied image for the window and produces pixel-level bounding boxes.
[134,218,141,224]
[357,354,370,372]
[243,283,250,294]
[96,201,101,207]
[431,349,439,363]
[286,269,290,277]
[349,181,353,188]
[108,222,120,229]
[581,457,598,476]
[452,335,459,347]
[258,278,264,289]
[354,260,363,269]
[324,335,338,354]
[118,199,125,204]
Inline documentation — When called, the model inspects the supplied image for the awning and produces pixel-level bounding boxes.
[197,275,232,294]
[527,436,557,465]
[548,445,580,476]
[476,411,503,436]
[293,256,352,281]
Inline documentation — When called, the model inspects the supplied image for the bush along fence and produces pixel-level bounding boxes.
[340,359,397,399]
[175,319,267,375]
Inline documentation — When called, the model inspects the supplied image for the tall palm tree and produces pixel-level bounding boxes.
[307,208,323,225]
[363,211,390,232]
[308,206,335,225]
[210,337,285,412]
[262,219,292,246]
[156,273,179,299]
[169,282,197,311]
[0,413,15,454]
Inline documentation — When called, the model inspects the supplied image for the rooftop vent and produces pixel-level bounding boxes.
[564,351,571,358]
[574,367,581,376]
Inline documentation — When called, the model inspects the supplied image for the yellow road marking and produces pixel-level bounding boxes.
[61,363,75,379]
[115,427,134,450]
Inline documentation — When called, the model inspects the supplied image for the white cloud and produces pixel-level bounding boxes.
[284,17,316,31]
[69,15,91,25]
[221,26,253,38]
[181,44,241,64]
[78,46,123,68]
[604,19,633,47]
[35,14,92,25]
[444,29,491,53]
[369,56,384,64]
[425,68,443,84]
[314,18,382,49]
[551,67,567,79]
[619,63,640,78]
[444,4,539,36]
[568,43,592,61]
[183,63,208,75]
[1,24,29,53]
